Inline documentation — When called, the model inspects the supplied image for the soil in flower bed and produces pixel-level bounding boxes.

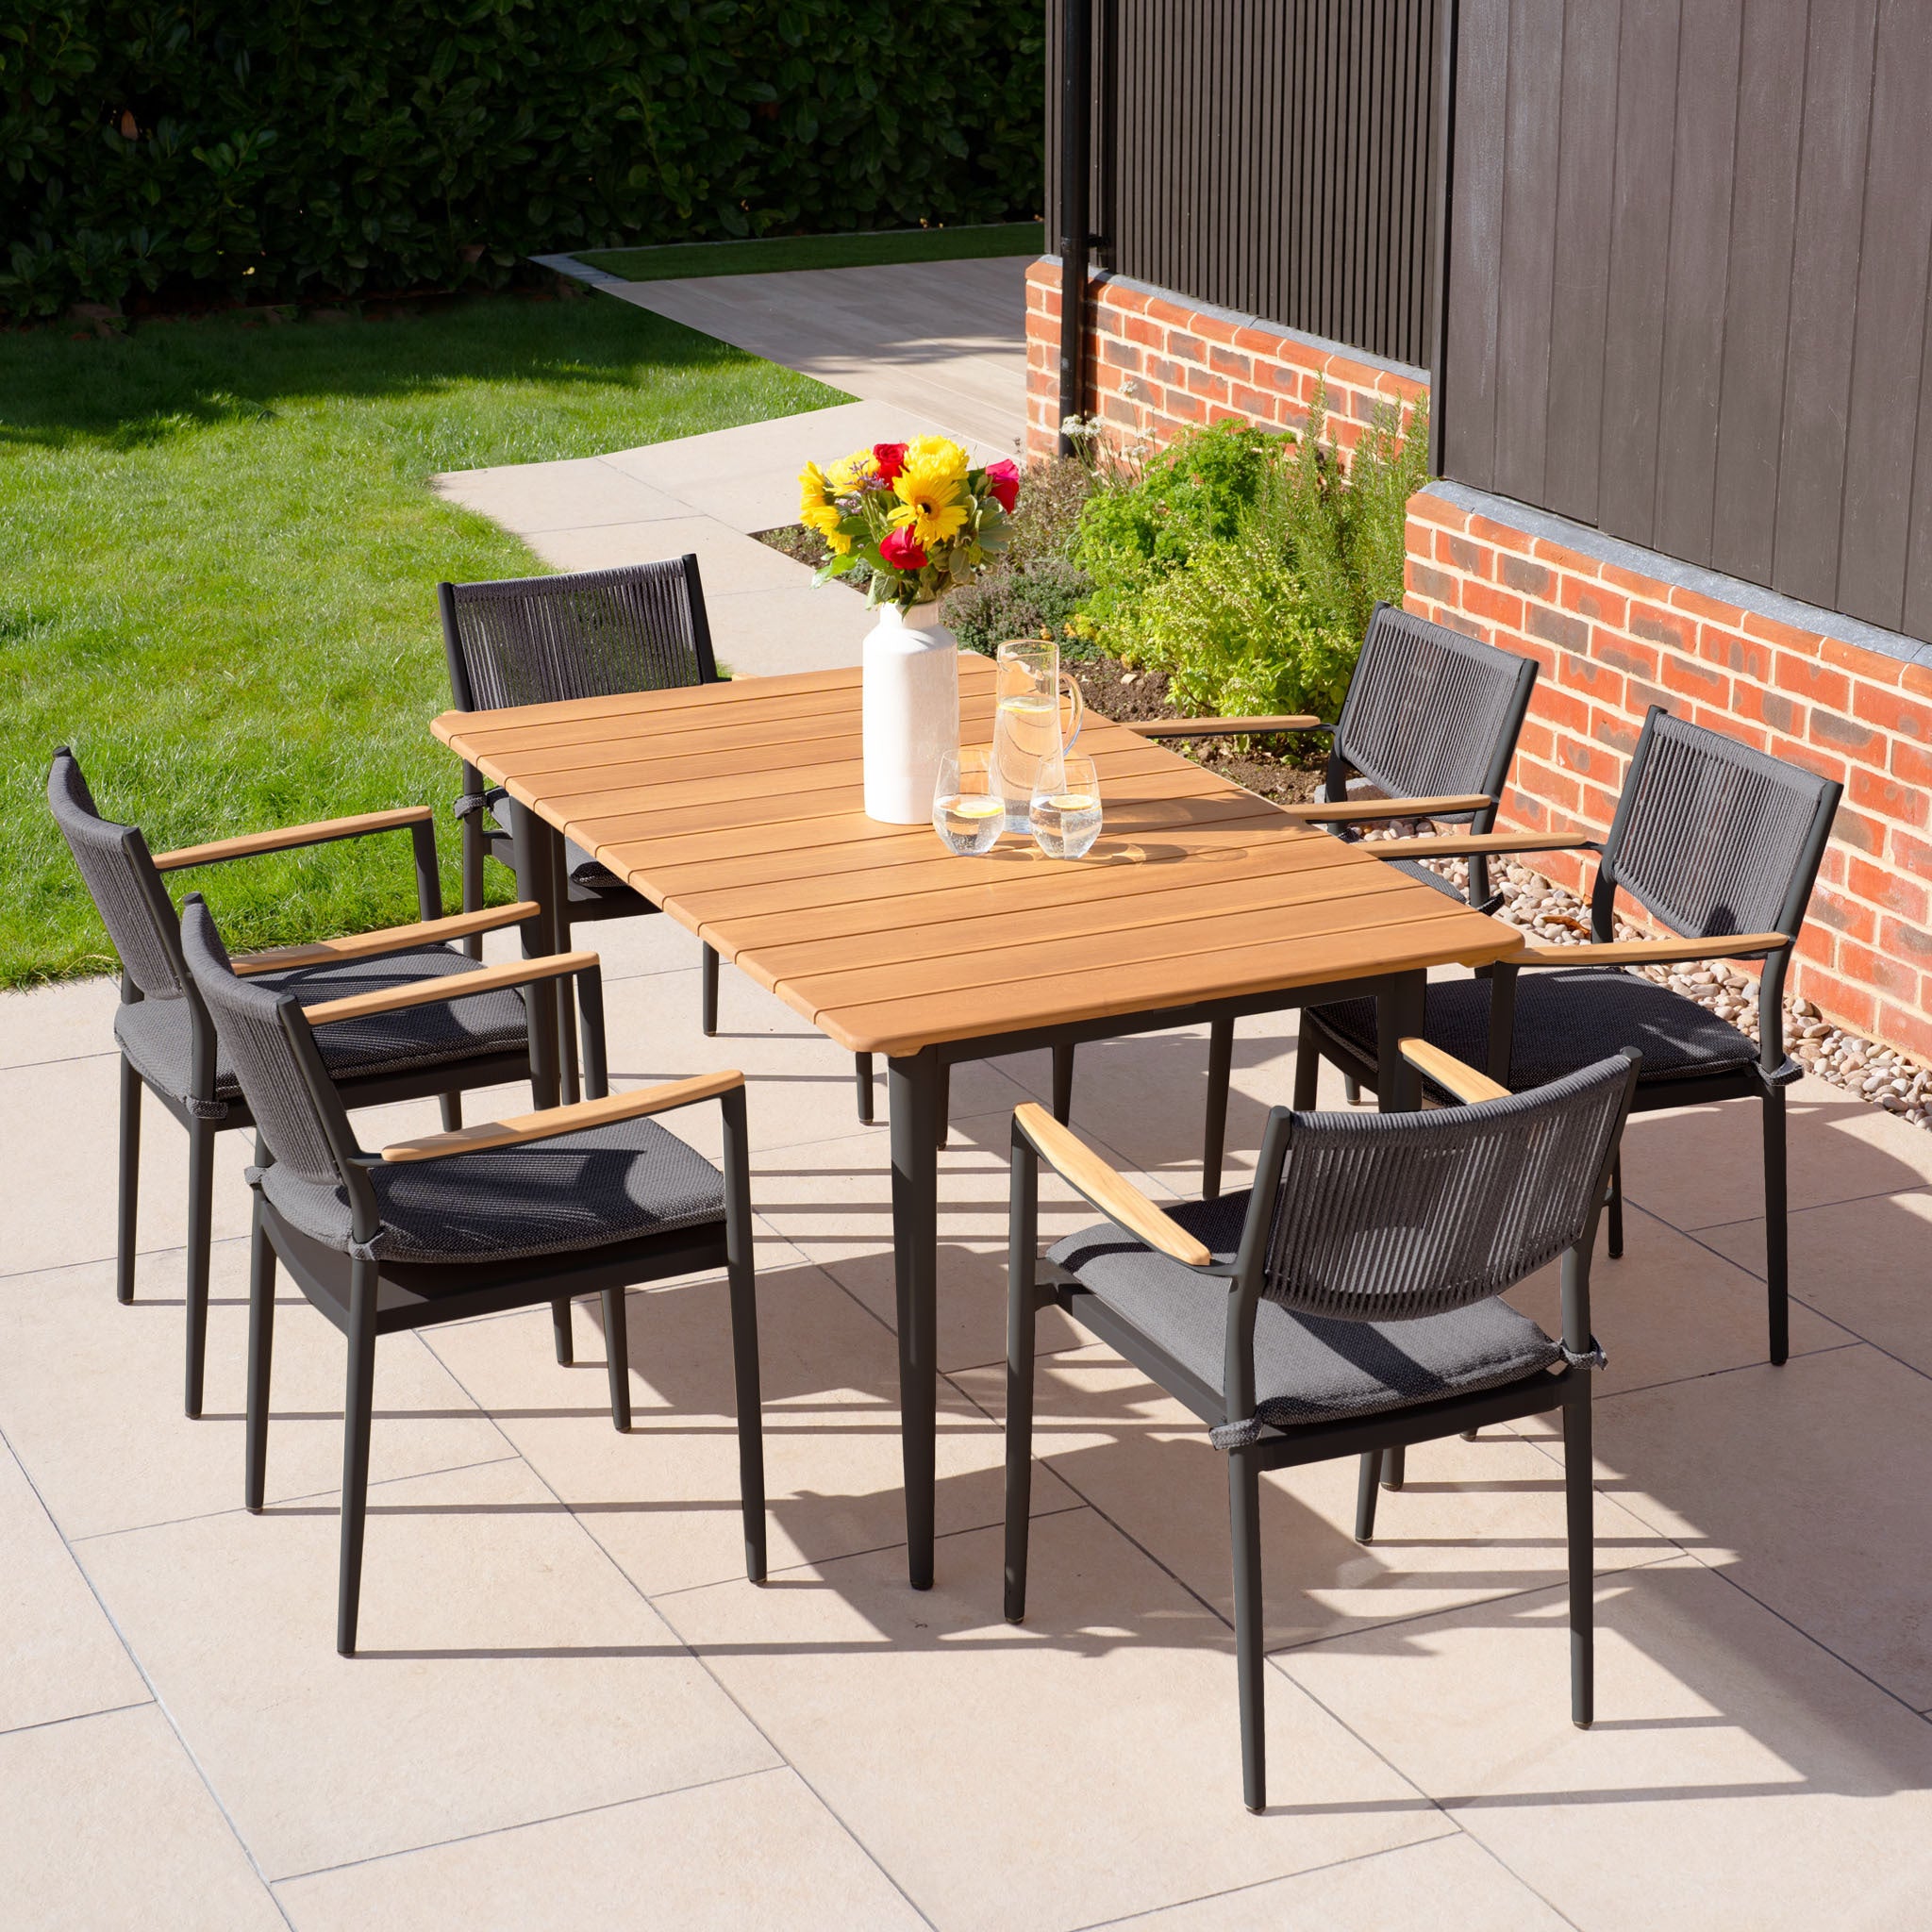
[756,522,870,592]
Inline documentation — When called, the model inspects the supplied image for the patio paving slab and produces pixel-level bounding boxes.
[1282,1557,1932,1932]
[75,1455,778,1878]
[0,1704,283,1931]
[275,1766,924,1930]
[655,1508,1455,1932]
[0,1434,147,1735]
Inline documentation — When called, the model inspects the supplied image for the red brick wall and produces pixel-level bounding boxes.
[1405,488,1932,1063]
[1024,259,1425,464]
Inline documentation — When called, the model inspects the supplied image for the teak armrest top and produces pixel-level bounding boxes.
[1015,1101,1211,1267]
[380,1071,744,1163]
[1399,1036,1509,1104]
[1367,831,1600,859]
[1127,714,1327,739]
[302,948,598,1027]
[1281,793,1494,824]
[1515,932,1790,969]
[231,901,541,976]
[151,805,435,872]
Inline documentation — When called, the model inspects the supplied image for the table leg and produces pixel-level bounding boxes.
[887,1050,941,1590]
[1376,971,1426,1113]
[508,801,561,1110]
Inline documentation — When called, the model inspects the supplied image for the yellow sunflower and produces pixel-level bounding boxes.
[797,459,833,520]
[800,499,843,541]
[889,459,969,546]
[904,433,969,482]
[825,449,879,493]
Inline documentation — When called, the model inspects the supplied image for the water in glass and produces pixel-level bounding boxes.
[933,746,1004,856]
[1029,754,1103,859]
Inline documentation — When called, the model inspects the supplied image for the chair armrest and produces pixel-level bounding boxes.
[1126,715,1329,739]
[379,1071,744,1162]
[151,805,435,872]
[230,902,541,976]
[1366,831,1600,859]
[1280,792,1495,824]
[1515,932,1790,969]
[1399,1036,1509,1104]
[1013,1102,1211,1266]
[302,949,597,1027]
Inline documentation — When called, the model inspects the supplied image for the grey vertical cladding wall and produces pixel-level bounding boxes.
[1442,0,1932,643]
[1047,0,1442,372]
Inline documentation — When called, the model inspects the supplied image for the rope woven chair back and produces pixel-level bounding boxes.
[1607,710,1838,941]
[178,898,354,1194]
[45,748,187,1001]
[440,560,713,713]
[1257,1055,1635,1323]
[1334,605,1536,806]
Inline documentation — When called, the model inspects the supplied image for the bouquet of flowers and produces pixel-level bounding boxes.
[799,435,1020,608]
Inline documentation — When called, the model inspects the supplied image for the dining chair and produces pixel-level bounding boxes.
[1110,603,1540,1158]
[1295,706,1841,1363]
[440,558,878,1125]
[46,747,574,1419]
[1005,1039,1640,1811]
[180,894,767,1656]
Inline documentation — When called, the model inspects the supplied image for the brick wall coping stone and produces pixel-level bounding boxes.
[1427,481,1932,674]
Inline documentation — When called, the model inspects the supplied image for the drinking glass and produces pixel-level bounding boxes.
[1029,753,1103,859]
[933,746,1005,856]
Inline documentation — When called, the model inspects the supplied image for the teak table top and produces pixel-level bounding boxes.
[432,658,1525,1058]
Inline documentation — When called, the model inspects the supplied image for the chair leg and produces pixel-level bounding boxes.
[601,1288,631,1431]
[337,1274,379,1657]
[244,1194,275,1513]
[856,1053,874,1124]
[1051,1042,1074,1124]
[1004,1277,1038,1626]
[1204,1016,1234,1200]
[184,1117,216,1419]
[1353,1450,1381,1541]
[726,1257,766,1585]
[1606,1156,1624,1260]
[1228,1446,1266,1812]
[701,942,720,1037]
[1564,1383,1594,1728]
[1381,1445,1405,1491]
[116,1058,142,1305]
[1763,1085,1789,1366]
[1292,1018,1321,1111]
[438,1091,463,1132]
[551,1298,575,1367]
[1342,1074,1362,1106]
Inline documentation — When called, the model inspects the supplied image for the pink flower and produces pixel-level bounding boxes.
[984,458,1020,514]
[878,525,927,571]
[873,441,909,484]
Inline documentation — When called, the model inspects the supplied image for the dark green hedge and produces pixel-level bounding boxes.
[1,0,1044,317]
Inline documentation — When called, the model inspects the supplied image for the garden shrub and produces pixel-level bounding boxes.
[944,555,1092,657]
[1,0,1043,317]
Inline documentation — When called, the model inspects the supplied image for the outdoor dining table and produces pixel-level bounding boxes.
[431,654,1526,1589]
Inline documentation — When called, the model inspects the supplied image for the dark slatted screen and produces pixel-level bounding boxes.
[1441,0,1932,643]
[1047,0,1443,372]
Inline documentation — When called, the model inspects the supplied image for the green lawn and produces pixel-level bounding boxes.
[575,222,1044,281]
[1,292,848,987]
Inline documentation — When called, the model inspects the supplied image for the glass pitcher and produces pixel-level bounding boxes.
[991,638,1085,831]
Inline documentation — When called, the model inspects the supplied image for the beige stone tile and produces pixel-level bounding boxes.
[0,1438,147,1734]
[953,1342,1670,1653]
[77,1457,777,1877]
[1698,1190,1932,1375]
[0,974,120,1073]
[0,1246,511,1540]
[1522,1344,1932,1709]
[425,1256,1077,1596]
[1281,1558,1932,1932]
[276,1765,923,1929]
[0,1704,282,1929]
[1091,1832,1569,1930]
[431,456,688,535]
[656,1510,1448,1932]
[525,515,808,592]
[1618,1078,1930,1232]
[1504,1204,1852,1393]
[705,582,874,675]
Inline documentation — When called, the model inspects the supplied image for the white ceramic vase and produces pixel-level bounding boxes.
[862,602,959,824]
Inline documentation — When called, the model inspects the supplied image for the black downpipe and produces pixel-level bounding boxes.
[1058,0,1092,456]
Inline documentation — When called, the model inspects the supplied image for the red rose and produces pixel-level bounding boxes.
[878,525,927,570]
[985,458,1020,514]
[873,441,908,483]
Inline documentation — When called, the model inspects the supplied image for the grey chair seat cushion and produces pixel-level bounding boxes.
[1315,968,1757,1091]
[1048,1192,1561,1435]
[260,1109,726,1265]
[114,944,530,1112]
